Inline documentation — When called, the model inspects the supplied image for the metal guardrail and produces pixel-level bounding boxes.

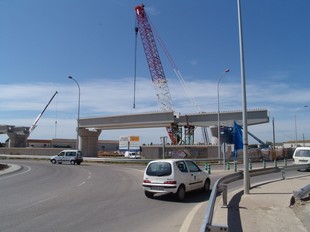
[200,163,310,232]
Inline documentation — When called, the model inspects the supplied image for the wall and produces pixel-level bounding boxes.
[141,145,232,159]
[0,148,63,156]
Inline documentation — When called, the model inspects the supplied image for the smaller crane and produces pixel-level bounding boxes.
[29,91,58,133]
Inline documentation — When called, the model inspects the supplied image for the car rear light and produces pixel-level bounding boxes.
[143,179,151,183]
[164,180,177,184]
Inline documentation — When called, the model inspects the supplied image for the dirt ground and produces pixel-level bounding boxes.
[293,198,310,231]
[0,163,9,171]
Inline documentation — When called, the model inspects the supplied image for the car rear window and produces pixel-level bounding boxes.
[146,162,172,176]
[295,150,310,157]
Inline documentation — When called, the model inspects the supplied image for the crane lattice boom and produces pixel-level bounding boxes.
[135,4,173,112]
[135,4,181,144]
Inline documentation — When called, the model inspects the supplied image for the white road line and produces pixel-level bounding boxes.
[77,171,91,187]
[0,165,32,180]
[77,181,86,187]
[179,201,206,232]
[17,195,58,211]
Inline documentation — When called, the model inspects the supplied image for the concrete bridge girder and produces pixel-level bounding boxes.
[79,109,269,130]
[178,110,269,127]
[78,109,269,152]
[79,111,176,130]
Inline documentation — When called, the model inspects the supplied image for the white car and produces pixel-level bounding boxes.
[293,147,310,170]
[143,159,211,201]
[50,150,83,165]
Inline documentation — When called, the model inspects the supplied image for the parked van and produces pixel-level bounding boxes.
[293,147,310,165]
[50,150,83,165]
[124,151,141,159]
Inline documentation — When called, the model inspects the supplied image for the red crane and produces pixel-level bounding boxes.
[134,4,180,144]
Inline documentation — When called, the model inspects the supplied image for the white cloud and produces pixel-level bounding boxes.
[1,76,309,144]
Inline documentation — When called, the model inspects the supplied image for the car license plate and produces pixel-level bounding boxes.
[151,186,164,191]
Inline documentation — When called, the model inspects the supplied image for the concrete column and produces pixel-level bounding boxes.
[209,126,219,145]
[78,128,101,157]
[7,132,29,147]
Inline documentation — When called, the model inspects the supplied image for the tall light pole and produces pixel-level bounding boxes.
[68,76,81,150]
[160,136,167,159]
[237,0,250,194]
[294,105,308,148]
[217,69,230,167]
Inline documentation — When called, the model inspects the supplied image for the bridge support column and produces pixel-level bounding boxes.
[78,128,101,157]
[7,132,29,147]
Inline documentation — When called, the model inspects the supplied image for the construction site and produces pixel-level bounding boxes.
[0,4,271,160]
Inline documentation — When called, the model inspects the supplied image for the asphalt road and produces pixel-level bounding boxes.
[0,160,221,232]
[0,159,300,232]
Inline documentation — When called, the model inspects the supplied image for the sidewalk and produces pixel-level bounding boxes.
[213,174,310,232]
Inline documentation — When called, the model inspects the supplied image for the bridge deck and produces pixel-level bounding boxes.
[79,109,269,130]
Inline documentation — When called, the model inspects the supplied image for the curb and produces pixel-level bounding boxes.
[0,163,22,176]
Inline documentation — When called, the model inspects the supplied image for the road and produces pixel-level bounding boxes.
[0,159,300,232]
[0,160,222,232]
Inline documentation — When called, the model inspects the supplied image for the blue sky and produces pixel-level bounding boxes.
[0,0,309,145]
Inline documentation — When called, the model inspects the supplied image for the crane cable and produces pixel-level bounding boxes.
[148,16,210,144]
[133,19,139,109]
[148,17,202,112]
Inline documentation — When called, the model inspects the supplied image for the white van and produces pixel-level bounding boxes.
[50,150,83,165]
[293,147,310,165]
[124,151,141,159]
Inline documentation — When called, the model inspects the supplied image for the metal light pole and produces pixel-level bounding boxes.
[237,0,250,194]
[294,105,308,148]
[160,136,167,159]
[68,76,81,150]
[217,69,230,168]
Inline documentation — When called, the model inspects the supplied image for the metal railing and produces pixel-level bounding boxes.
[200,163,310,232]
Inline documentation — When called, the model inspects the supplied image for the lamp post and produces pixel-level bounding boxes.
[294,105,308,148]
[217,69,230,167]
[237,0,250,194]
[160,136,167,159]
[68,76,81,150]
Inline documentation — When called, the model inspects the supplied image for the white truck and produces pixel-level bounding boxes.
[124,151,141,159]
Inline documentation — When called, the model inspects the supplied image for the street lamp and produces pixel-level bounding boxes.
[217,68,230,168]
[68,76,81,150]
[160,136,167,159]
[294,105,308,148]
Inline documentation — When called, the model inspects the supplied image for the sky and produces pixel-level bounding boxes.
[0,0,309,145]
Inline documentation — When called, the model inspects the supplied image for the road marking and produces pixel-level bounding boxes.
[0,165,32,180]
[179,201,206,232]
[77,181,86,187]
[17,195,58,211]
[77,172,91,187]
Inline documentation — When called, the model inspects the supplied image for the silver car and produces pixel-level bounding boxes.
[50,150,83,165]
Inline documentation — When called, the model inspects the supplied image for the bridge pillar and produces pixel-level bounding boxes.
[7,132,29,147]
[78,128,101,157]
